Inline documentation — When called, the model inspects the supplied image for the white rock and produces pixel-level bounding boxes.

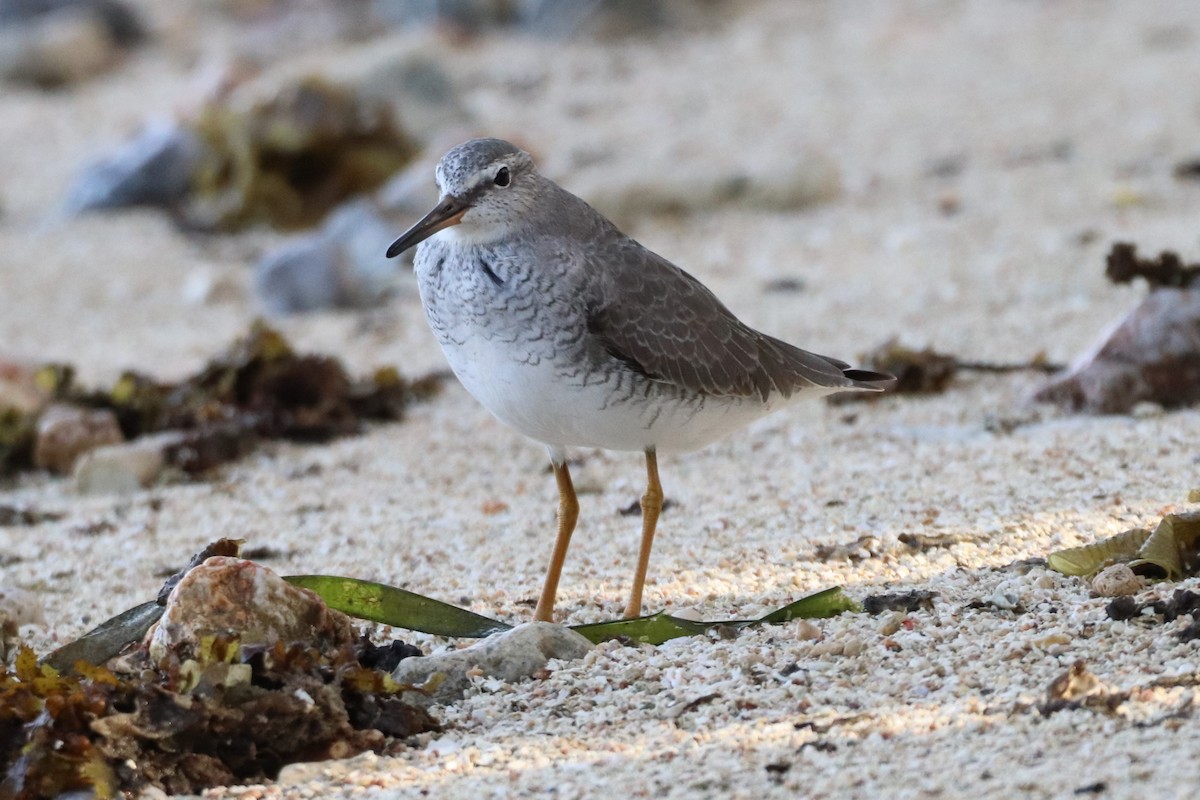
[392,622,594,707]
[72,431,185,495]
[793,619,823,641]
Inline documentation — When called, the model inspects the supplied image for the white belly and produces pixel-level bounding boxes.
[442,332,804,455]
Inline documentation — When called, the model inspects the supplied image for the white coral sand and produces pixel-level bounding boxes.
[2,2,1200,798]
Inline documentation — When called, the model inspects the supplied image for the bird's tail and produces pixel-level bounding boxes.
[841,369,896,391]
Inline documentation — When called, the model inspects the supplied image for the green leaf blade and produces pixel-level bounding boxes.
[569,586,859,646]
[754,586,863,624]
[570,613,711,645]
[286,575,513,638]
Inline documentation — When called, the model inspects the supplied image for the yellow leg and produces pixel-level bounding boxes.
[625,448,663,618]
[533,461,579,622]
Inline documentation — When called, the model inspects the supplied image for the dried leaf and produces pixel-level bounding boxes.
[1048,511,1200,580]
[1047,528,1151,576]
[1130,512,1200,579]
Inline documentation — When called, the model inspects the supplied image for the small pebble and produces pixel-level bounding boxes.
[1032,632,1072,649]
[1130,401,1164,418]
[878,612,906,636]
[793,620,822,641]
[72,432,184,494]
[33,404,124,474]
[809,641,842,658]
[1090,564,1144,597]
[841,638,866,657]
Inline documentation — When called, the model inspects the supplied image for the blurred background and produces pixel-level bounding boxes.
[1,0,1199,384]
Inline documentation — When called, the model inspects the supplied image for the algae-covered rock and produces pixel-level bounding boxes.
[184,76,418,231]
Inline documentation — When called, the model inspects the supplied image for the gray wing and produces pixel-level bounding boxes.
[585,240,885,401]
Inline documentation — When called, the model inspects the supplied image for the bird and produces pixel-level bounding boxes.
[386,138,892,622]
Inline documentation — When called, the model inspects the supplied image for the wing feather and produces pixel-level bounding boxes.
[585,241,872,400]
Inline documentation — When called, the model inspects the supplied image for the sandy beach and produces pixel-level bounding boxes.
[3,1,1200,797]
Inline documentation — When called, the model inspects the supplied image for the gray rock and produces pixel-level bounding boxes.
[377,154,441,217]
[255,199,401,314]
[63,120,203,214]
[392,622,593,707]
[369,0,673,38]
[0,0,144,87]
[515,0,667,38]
[255,234,341,315]
[72,431,184,494]
[368,0,512,34]
[354,50,472,142]
[0,0,144,44]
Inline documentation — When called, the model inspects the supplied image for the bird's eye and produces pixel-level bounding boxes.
[494,166,511,187]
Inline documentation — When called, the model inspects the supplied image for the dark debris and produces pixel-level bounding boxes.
[898,531,976,552]
[618,497,676,517]
[354,636,422,672]
[762,277,806,294]
[239,544,291,561]
[1040,660,1127,716]
[830,337,1061,402]
[1172,158,1200,181]
[1,635,437,798]
[854,339,958,395]
[0,505,63,527]
[1104,589,1200,641]
[813,535,882,562]
[1074,782,1108,795]
[964,597,1026,614]
[1105,242,1200,289]
[862,590,937,614]
[1104,596,1141,622]
[0,322,442,478]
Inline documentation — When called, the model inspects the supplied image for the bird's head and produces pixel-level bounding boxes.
[386,138,537,257]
